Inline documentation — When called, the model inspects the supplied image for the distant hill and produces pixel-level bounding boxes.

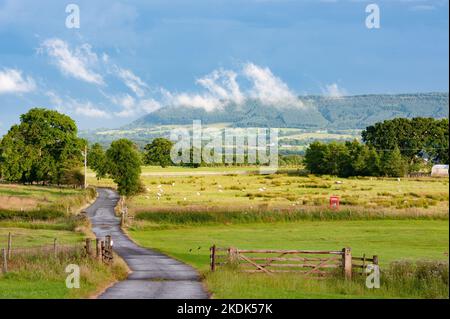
[129,92,448,130]
[81,92,448,147]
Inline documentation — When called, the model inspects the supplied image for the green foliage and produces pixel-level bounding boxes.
[305,140,381,177]
[105,139,143,197]
[143,138,174,167]
[87,143,108,180]
[305,117,448,177]
[380,147,408,177]
[0,108,83,185]
[362,117,449,164]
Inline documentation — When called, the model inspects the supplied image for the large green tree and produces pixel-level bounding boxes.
[106,139,142,197]
[362,117,449,164]
[87,143,108,180]
[0,108,83,184]
[144,138,174,167]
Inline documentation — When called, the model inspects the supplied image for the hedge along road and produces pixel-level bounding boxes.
[86,188,208,299]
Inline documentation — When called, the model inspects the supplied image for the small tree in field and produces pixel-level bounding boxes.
[106,139,143,199]
[144,138,174,167]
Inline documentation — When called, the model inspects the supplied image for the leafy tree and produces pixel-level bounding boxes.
[87,143,108,180]
[0,108,83,185]
[106,139,143,197]
[144,138,174,167]
[303,141,329,174]
[362,117,449,164]
[380,147,408,177]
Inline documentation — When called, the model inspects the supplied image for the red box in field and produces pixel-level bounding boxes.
[330,196,340,210]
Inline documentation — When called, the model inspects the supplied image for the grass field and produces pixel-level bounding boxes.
[0,184,127,299]
[88,167,449,216]
[128,219,449,298]
[108,166,449,299]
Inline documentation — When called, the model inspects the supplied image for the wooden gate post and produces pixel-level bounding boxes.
[7,232,12,260]
[342,247,352,280]
[2,248,7,273]
[373,255,379,266]
[85,238,92,257]
[95,238,100,260]
[210,245,216,271]
[105,235,111,249]
[228,247,238,265]
[100,241,105,262]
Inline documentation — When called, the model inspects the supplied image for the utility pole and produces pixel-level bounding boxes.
[83,145,87,189]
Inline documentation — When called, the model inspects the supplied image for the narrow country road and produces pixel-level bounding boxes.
[85,188,208,299]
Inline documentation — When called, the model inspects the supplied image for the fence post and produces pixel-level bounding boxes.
[85,238,92,257]
[342,247,352,280]
[100,241,105,263]
[53,238,57,258]
[105,235,111,250]
[210,245,216,272]
[96,238,100,260]
[7,232,12,260]
[2,248,7,274]
[228,247,238,265]
[121,211,125,227]
[373,255,379,266]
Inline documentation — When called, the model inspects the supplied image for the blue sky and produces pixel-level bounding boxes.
[0,0,448,134]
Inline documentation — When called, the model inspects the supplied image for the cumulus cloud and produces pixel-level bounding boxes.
[161,63,304,112]
[196,69,244,104]
[0,68,36,94]
[74,102,110,118]
[242,62,303,108]
[46,91,110,118]
[114,66,149,97]
[39,38,104,85]
[322,83,347,98]
[108,93,161,117]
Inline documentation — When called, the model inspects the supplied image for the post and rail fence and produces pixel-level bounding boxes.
[1,233,115,274]
[210,245,378,280]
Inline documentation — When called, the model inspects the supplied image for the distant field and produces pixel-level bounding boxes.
[87,167,449,215]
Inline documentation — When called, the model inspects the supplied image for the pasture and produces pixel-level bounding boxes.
[0,184,127,299]
[88,167,449,216]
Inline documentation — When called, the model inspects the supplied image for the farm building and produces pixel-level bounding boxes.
[431,165,449,177]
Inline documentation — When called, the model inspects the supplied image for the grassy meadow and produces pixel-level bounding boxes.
[0,184,128,298]
[89,165,449,299]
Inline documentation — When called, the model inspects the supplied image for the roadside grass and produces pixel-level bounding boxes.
[205,261,449,299]
[128,219,449,298]
[0,184,128,299]
[0,249,128,299]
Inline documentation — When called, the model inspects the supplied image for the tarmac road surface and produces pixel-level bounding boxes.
[85,188,208,299]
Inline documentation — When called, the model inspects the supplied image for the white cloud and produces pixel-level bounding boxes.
[114,66,149,97]
[46,91,110,118]
[322,83,347,98]
[40,38,104,85]
[242,62,303,108]
[109,93,161,117]
[160,63,305,112]
[0,68,36,94]
[74,102,110,118]
[196,69,244,105]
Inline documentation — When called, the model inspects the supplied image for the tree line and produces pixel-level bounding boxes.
[0,108,143,197]
[304,117,449,177]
